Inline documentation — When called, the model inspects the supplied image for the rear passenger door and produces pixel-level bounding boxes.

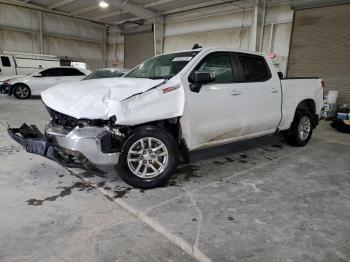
[30,68,62,93]
[234,53,281,135]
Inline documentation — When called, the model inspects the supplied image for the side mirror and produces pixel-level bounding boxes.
[277,72,283,79]
[190,71,216,93]
[33,73,42,77]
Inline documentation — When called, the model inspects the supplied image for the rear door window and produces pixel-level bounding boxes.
[1,56,11,67]
[61,68,85,76]
[40,68,62,77]
[238,54,271,82]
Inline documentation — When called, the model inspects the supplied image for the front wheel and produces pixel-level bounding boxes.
[13,85,31,99]
[116,126,179,189]
[284,109,313,147]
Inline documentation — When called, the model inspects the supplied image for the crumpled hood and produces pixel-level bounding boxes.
[41,77,165,120]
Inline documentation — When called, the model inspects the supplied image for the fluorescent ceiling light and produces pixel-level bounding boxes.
[99,1,109,8]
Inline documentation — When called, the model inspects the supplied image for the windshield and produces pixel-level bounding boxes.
[83,69,125,80]
[124,51,199,79]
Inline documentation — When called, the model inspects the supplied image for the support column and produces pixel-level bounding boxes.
[249,0,266,52]
[103,25,109,67]
[39,11,44,54]
[268,23,275,54]
[153,16,164,56]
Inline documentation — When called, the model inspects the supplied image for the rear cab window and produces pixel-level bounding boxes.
[40,68,62,77]
[61,68,85,76]
[237,53,271,82]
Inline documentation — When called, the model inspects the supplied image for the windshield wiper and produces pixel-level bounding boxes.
[148,74,174,80]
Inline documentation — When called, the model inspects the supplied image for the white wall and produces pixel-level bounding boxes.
[262,3,293,74]
[0,4,40,54]
[163,2,293,74]
[0,3,122,70]
[164,5,253,52]
[108,27,125,69]
[0,2,292,72]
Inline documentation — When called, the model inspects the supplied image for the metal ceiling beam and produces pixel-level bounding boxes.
[0,0,111,26]
[49,0,76,10]
[291,0,350,9]
[112,0,242,24]
[109,0,158,19]
[113,16,143,25]
[93,10,128,20]
[145,0,175,8]
[94,0,174,20]
[2,0,71,16]
[162,0,239,15]
[70,4,100,15]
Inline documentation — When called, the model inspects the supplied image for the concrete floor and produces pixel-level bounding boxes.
[0,95,349,262]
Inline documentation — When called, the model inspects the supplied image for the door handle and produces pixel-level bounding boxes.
[230,90,241,96]
[271,88,279,93]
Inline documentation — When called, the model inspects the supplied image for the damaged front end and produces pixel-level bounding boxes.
[8,108,126,171]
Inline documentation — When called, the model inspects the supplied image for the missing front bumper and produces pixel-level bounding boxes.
[8,123,122,169]
[8,124,48,155]
[7,124,79,168]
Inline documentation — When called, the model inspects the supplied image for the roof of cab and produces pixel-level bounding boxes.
[164,47,266,57]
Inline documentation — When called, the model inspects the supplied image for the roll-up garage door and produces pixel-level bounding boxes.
[287,4,350,104]
[124,31,154,69]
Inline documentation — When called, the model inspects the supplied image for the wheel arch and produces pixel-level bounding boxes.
[126,118,190,163]
[283,98,317,131]
[10,82,31,95]
[296,99,316,114]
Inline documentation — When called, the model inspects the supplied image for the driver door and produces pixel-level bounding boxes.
[180,52,243,150]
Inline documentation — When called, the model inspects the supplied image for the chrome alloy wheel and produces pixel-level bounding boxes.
[298,116,311,141]
[127,137,169,179]
[15,86,30,98]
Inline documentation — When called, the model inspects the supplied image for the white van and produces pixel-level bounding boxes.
[0,51,60,81]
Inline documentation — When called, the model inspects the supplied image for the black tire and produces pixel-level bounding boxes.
[116,125,179,189]
[13,84,31,99]
[284,109,314,147]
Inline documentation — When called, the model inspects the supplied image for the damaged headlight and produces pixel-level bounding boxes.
[45,106,110,130]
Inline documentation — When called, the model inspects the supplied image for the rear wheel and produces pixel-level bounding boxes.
[284,109,313,147]
[116,126,179,189]
[13,84,31,99]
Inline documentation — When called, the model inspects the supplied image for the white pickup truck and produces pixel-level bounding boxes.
[8,48,324,188]
[0,51,60,81]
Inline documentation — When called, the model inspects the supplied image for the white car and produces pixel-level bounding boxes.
[8,66,90,99]
[83,68,129,80]
[9,48,324,188]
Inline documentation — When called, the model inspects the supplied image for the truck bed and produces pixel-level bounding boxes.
[278,78,324,131]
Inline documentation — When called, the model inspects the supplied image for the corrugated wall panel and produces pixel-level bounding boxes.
[0,29,40,53]
[0,4,39,31]
[0,3,112,70]
[43,12,105,42]
[124,31,154,69]
[164,29,249,53]
[287,4,350,104]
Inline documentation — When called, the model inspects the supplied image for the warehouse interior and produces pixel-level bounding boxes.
[0,0,350,261]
